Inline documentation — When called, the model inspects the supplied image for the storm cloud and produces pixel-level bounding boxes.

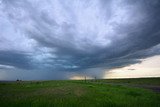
[0,0,160,80]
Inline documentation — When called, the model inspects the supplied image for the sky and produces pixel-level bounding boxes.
[0,0,160,80]
[105,55,160,79]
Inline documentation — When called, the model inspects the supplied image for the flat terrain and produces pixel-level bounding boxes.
[0,78,160,107]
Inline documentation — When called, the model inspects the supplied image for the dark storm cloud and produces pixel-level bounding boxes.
[0,0,160,80]
[0,51,34,69]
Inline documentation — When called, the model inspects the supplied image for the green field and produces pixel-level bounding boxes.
[0,78,160,107]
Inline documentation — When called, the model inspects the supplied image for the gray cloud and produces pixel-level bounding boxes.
[0,51,34,69]
[0,0,160,80]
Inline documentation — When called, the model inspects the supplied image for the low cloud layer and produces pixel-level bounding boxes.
[0,0,160,80]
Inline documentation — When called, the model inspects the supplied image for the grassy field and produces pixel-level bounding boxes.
[96,77,160,85]
[0,78,160,107]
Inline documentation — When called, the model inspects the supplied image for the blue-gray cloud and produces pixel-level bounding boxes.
[0,0,160,80]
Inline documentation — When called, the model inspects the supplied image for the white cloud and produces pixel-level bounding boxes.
[0,64,15,69]
[0,0,146,53]
[105,55,160,78]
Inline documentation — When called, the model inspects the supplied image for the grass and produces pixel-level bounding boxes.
[0,78,160,107]
[95,77,160,85]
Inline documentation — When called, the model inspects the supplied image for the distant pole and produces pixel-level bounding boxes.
[85,76,86,83]
[95,76,96,82]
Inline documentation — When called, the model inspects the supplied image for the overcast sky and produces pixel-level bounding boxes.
[0,0,160,80]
